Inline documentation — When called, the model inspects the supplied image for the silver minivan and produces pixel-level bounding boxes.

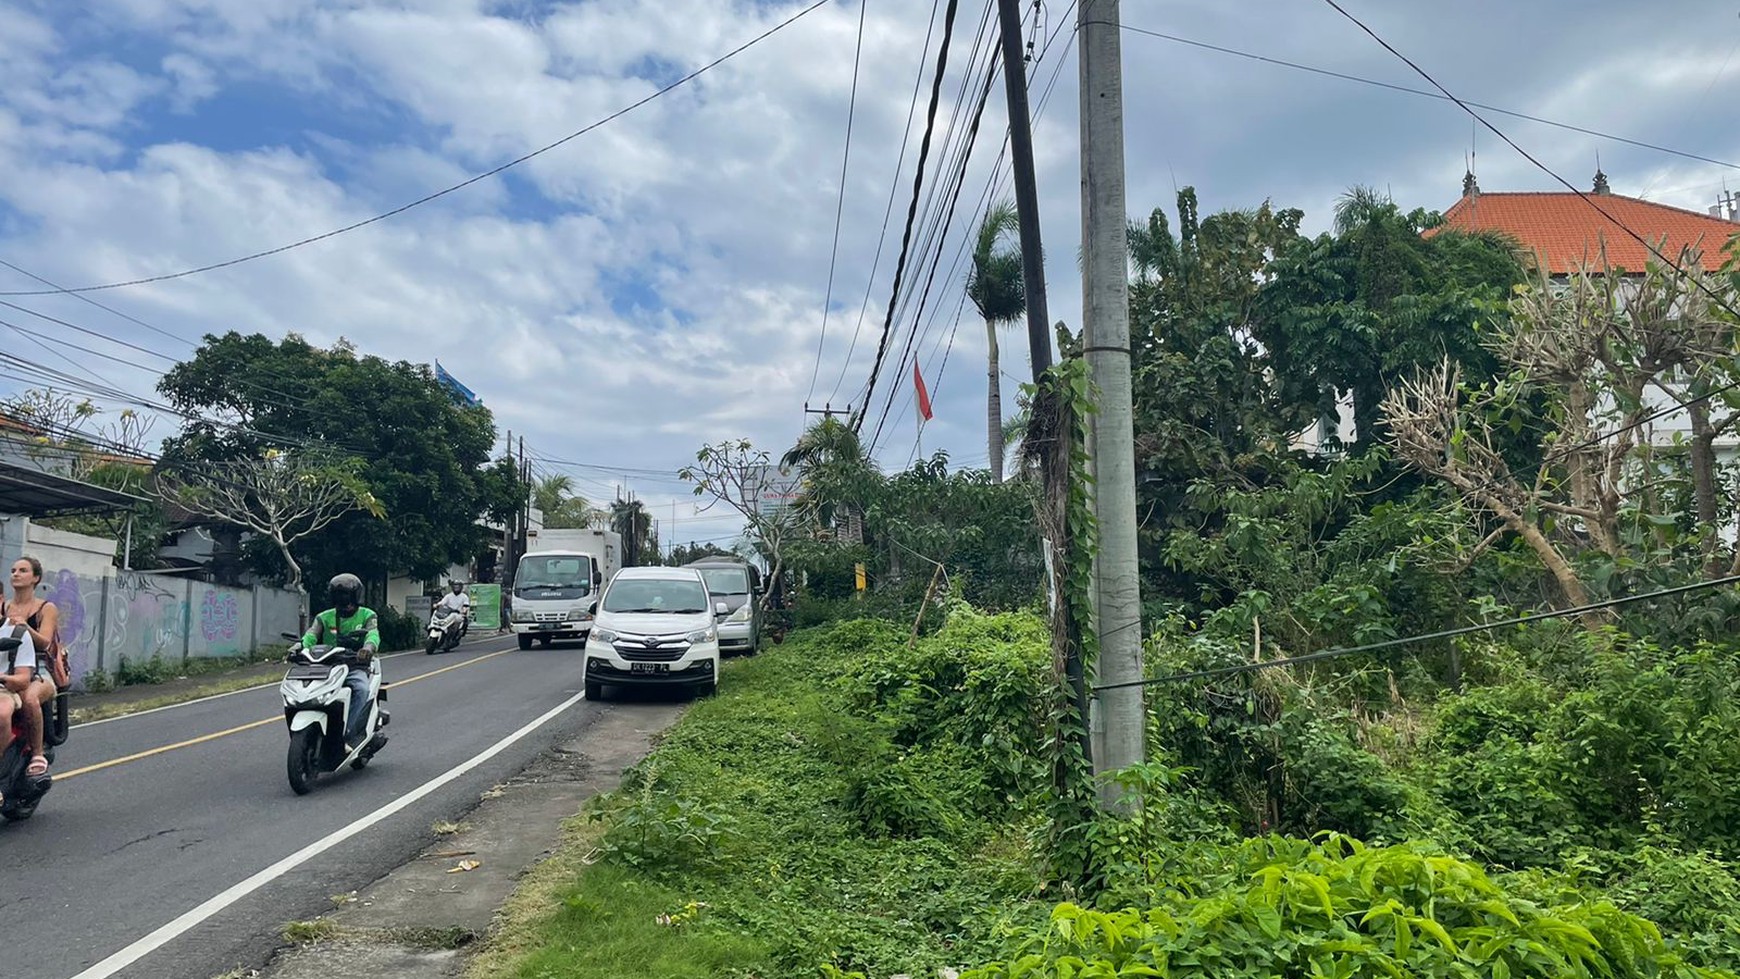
[685,557,762,656]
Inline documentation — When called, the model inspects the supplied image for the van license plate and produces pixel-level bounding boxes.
[630,662,669,674]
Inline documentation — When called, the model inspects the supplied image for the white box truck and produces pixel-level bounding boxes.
[509,527,623,649]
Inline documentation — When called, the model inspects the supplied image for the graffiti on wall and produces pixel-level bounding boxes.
[25,566,297,690]
[199,589,240,642]
[106,572,188,664]
[46,570,94,683]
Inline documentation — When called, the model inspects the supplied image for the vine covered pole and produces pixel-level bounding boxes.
[1079,0,1144,804]
[1009,0,1085,758]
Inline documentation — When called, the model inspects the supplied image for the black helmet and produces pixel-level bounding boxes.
[329,573,363,613]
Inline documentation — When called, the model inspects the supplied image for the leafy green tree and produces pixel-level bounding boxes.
[666,541,735,566]
[156,331,513,589]
[1253,186,1525,451]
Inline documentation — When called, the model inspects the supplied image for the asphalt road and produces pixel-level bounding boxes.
[0,633,635,979]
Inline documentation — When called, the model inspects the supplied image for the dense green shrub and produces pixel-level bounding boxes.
[964,835,1736,979]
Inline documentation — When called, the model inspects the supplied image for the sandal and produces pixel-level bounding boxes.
[26,755,48,778]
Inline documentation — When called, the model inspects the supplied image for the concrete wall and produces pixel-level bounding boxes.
[42,570,303,690]
[25,523,115,578]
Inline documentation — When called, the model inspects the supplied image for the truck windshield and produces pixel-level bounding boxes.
[515,555,593,594]
[696,568,749,595]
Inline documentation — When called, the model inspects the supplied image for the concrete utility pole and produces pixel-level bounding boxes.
[996,0,1091,756]
[1078,0,1144,799]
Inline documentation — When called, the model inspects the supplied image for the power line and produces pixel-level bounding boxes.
[1311,0,1740,471]
[0,258,200,348]
[870,52,1005,455]
[0,298,181,364]
[866,18,1004,452]
[806,0,871,406]
[878,2,1070,463]
[851,0,966,434]
[1093,573,1740,692]
[0,261,427,438]
[1117,21,1740,174]
[0,0,838,298]
[853,0,994,419]
[827,0,946,405]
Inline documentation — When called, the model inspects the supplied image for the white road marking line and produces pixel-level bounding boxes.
[66,688,589,979]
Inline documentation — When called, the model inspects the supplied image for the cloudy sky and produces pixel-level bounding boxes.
[1,0,1736,548]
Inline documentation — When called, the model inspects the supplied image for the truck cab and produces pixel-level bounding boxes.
[510,528,622,649]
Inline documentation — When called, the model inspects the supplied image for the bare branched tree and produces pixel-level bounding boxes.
[160,450,384,593]
[1383,243,1740,621]
[679,439,797,611]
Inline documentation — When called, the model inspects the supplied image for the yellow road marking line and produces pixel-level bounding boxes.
[55,647,517,781]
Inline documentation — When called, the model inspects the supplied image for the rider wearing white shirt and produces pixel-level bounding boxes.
[435,581,471,637]
[2,623,37,757]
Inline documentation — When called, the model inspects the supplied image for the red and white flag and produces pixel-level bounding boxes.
[913,361,934,422]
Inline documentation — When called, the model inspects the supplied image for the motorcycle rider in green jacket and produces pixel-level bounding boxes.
[298,572,380,751]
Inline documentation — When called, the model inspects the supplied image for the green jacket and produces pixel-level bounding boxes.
[302,606,381,655]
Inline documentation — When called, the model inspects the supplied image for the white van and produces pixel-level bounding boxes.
[582,566,725,701]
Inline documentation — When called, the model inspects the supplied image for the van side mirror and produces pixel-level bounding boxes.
[714,601,730,617]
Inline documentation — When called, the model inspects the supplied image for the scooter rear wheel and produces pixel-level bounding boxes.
[287,727,320,795]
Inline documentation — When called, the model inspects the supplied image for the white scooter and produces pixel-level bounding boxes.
[425,606,467,655]
[279,630,389,795]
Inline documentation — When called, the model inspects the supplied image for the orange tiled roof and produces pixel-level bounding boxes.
[1431,191,1740,275]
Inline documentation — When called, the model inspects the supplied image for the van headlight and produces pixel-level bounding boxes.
[591,627,618,644]
[567,609,592,622]
[727,604,752,622]
[685,627,716,644]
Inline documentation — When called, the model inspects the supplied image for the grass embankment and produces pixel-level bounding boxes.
[472,607,1738,979]
[469,610,1055,979]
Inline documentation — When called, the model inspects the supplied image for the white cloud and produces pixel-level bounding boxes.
[2,0,1740,541]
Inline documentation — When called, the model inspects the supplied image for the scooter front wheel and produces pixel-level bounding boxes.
[287,727,320,795]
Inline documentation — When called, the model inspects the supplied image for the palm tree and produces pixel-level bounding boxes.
[782,416,878,532]
[966,201,1025,483]
[1333,184,1390,235]
[533,474,597,529]
[610,498,653,566]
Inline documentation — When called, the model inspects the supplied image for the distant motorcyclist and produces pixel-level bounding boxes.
[434,580,471,639]
[297,573,380,752]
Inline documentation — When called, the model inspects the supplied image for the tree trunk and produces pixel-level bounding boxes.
[1480,494,1605,627]
[987,318,1004,483]
[1690,401,1724,576]
[277,537,303,595]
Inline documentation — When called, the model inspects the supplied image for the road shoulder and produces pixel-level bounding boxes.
[238,697,684,979]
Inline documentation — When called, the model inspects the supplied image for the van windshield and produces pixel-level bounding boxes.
[602,577,709,614]
[515,555,593,595]
[696,567,749,595]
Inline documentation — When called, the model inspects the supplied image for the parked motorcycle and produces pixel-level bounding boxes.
[0,631,67,822]
[279,630,388,795]
[425,606,466,655]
